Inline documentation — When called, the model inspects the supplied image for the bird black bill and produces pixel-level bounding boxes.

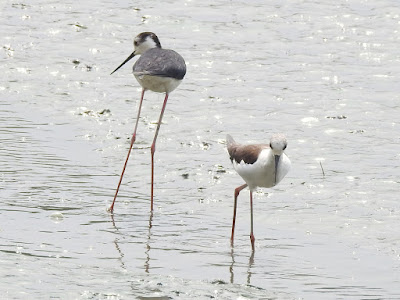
[110,51,136,75]
[274,155,280,185]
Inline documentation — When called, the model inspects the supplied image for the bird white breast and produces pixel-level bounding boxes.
[276,154,291,184]
[134,74,182,93]
[233,149,291,190]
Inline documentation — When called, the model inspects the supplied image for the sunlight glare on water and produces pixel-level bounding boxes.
[1,0,399,298]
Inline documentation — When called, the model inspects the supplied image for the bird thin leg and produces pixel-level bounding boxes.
[249,190,255,251]
[231,183,248,246]
[108,89,146,213]
[150,93,169,211]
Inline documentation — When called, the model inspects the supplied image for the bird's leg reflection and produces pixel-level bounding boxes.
[144,210,153,273]
[247,251,255,285]
[113,238,126,270]
[229,247,235,283]
[110,212,117,229]
[110,213,126,270]
[230,248,255,285]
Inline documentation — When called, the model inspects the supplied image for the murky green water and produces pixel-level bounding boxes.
[1,0,399,298]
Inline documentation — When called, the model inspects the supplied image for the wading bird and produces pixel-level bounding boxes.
[109,32,186,213]
[226,134,291,250]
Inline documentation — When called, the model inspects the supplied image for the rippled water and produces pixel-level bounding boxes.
[1,0,400,298]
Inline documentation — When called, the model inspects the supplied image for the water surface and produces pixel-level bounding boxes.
[1,0,399,298]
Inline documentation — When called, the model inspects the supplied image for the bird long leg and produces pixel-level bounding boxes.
[249,190,255,251]
[231,183,248,246]
[108,89,146,213]
[150,93,169,211]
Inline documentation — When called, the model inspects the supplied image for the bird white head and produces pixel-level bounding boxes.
[133,32,162,55]
[269,133,288,185]
[111,32,162,75]
[269,133,288,156]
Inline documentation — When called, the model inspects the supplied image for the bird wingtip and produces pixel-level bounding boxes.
[226,134,235,146]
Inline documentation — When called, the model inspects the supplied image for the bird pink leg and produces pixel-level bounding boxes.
[150,93,169,211]
[249,190,255,251]
[108,89,146,213]
[231,183,248,246]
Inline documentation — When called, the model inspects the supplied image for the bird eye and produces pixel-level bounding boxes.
[269,143,272,148]
[283,145,287,150]
[134,41,138,46]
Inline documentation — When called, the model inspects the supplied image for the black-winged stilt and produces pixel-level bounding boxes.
[109,32,186,213]
[226,134,291,250]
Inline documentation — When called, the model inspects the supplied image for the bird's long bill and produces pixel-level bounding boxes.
[110,51,136,75]
[274,155,280,185]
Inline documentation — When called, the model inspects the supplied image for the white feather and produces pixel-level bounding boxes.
[134,75,182,93]
[232,148,291,191]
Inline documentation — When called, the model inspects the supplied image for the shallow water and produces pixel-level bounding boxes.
[1,0,400,299]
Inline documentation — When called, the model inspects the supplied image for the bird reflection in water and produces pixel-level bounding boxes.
[110,211,154,273]
[230,248,255,285]
[144,211,153,273]
[110,214,126,271]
